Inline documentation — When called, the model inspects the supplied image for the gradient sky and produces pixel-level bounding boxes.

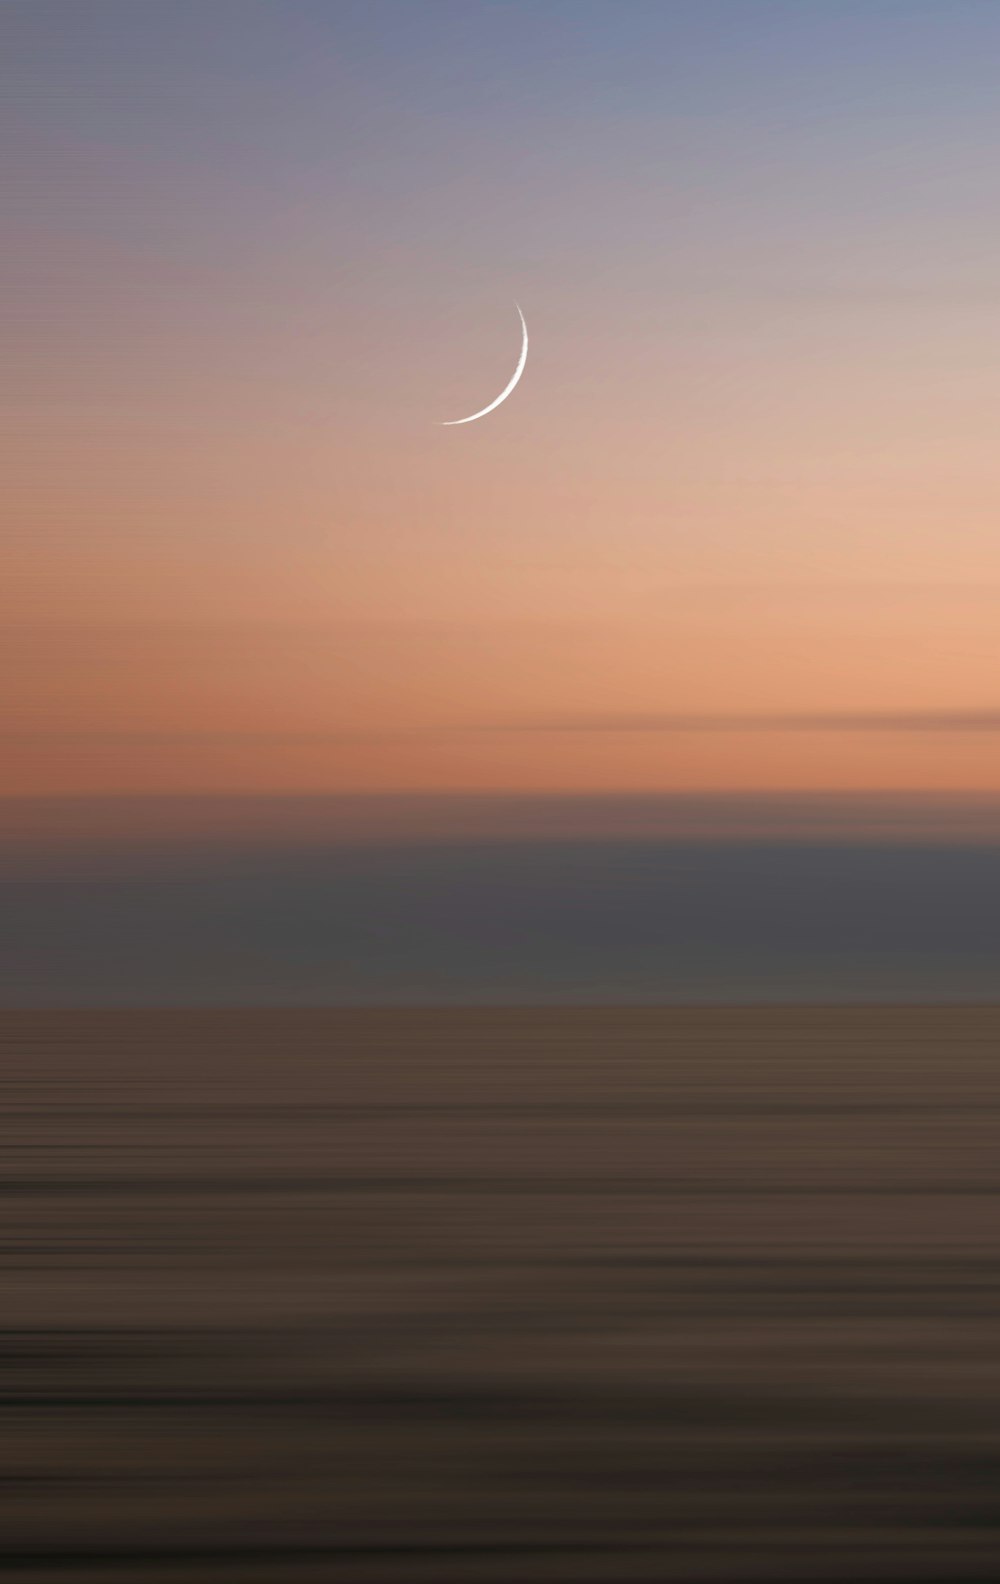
[7,0,1000,800]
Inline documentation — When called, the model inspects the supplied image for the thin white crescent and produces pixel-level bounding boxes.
[440,303,527,425]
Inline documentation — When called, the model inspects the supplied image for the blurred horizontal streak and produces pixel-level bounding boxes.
[8,710,1000,745]
[7,788,1000,852]
[493,709,1000,733]
[3,822,1000,1004]
[4,1007,1000,1579]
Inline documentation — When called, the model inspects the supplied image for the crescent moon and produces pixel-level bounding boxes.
[440,303,528,425]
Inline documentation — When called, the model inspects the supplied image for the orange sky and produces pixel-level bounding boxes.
[7,2,1000,802]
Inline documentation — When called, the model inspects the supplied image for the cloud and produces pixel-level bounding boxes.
[0,731,392,745]
[6,708,1000,753]
[490,710,1000,734]
[7,708,1000,776]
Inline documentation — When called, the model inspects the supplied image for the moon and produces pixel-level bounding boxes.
[440,303,528,425]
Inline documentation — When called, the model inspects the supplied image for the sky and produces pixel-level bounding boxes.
[6,0,1000,805]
